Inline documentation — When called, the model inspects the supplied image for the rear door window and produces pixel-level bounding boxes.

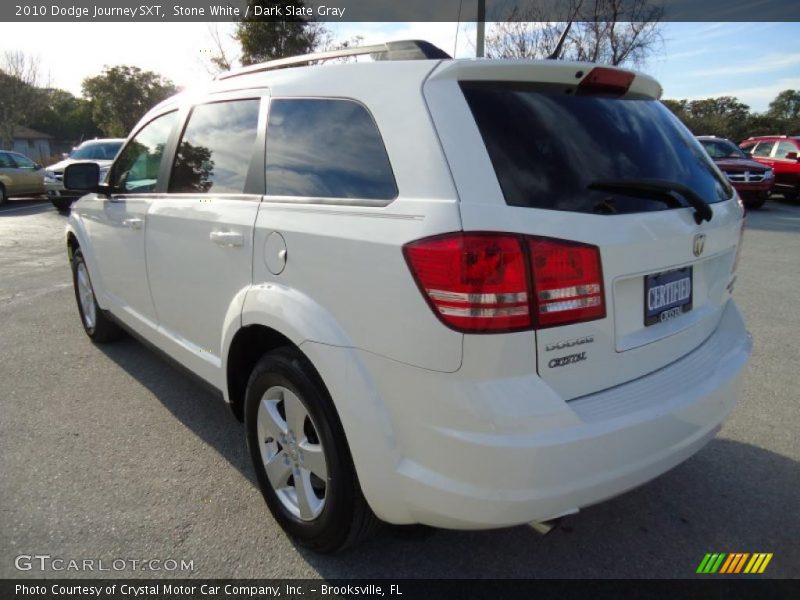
[752,142,775,157]
[461,82,732,215]
[265,98,397,200]
[170,99,260,194]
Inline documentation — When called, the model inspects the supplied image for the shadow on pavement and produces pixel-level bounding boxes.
[744,197,800,233]
[98,337,800,579]
[0,197,51,215]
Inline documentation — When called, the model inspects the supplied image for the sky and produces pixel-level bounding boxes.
[0,21,797,112]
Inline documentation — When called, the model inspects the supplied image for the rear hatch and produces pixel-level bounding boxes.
[423,60,744,400]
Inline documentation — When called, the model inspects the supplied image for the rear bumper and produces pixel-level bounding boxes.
[306,301,751,528]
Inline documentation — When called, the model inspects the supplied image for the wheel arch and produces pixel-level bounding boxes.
[225,324,297,421]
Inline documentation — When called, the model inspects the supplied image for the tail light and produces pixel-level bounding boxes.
[403,232,605,333]
[528,238,605,327]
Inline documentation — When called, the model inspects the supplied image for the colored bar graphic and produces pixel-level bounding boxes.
[734,553,750,573]
[697,553,713,573]
[698,552,772,574]
[758,554,773,573]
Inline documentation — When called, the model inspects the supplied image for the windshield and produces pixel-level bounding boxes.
[461,82,732,215]
[699,139,747,160]
[70,142,123,160]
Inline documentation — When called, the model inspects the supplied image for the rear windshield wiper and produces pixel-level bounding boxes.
[587,179,713,224]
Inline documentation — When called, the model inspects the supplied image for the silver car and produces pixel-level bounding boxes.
[45,139,124,210]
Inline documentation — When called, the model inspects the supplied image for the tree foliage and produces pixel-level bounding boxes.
[29,88,101,143]
[0,51,44,150]
[768,89,800,121]
[485,0,663,67]
[663,91,800,142]
[236,1,329,65]
[82,66,177,137]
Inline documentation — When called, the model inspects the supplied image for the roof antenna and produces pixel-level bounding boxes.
[476,0,486,57]
[547,20,573,60]
[454,0,464,56]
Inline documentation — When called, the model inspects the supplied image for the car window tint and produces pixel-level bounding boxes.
[461,82,730,215]
[170,99,260,194]
[752,142,775,157]
[701,141,726,158]
[111,111,178,193]
[11,154,35,168]
[775,141,798,158]
[0,153,15,168]
[265,98,397,200]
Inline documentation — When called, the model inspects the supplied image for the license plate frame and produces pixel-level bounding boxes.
[644,266,693,326]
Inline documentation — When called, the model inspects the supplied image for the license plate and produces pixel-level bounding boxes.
[644,266,693,326]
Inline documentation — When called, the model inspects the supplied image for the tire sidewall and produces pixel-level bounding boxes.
[71,249,97,337]
[244,350,355,550]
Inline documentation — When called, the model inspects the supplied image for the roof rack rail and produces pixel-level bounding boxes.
[215,40,451,81]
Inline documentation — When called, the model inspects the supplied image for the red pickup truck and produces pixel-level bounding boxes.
[697,136,774,208]
[740,135,800,201]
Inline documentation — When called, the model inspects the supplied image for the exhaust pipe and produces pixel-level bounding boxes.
[528,519,561,535]
[528,508,578,535]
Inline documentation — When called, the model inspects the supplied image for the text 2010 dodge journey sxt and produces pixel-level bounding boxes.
[63,41,752,552]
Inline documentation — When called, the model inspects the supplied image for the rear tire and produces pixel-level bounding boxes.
[0,183,7,205]
[71,248,124,343]
[244,347,379,552]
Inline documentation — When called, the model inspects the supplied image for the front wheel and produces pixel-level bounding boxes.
[71,248,123,342]
[244,347,378,552]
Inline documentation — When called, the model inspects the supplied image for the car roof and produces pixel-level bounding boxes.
[142,43,662,122]
[78,138,125,146]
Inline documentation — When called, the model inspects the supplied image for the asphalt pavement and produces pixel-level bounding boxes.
[1,196,798,579]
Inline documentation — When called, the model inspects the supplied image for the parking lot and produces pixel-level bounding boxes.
[0,196,798,579]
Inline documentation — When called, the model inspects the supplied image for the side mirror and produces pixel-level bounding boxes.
[61,153,70,160]
[786,151,799,161]
[34,163,43,170]
[63,162,101,192]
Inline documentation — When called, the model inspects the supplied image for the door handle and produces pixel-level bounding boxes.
[210,230,244,247]
[122,218,143,230]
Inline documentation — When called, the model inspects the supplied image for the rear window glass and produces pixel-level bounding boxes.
[461,82,732,215]
[265,98,397,200]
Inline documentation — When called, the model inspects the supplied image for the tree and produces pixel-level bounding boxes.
[660,92,800,142]
[29,88,101,144]
[0,51,44,150]
[485,0,663,68]
[82,66,176,137]
[768,90,800,120]
[236,1,329,65]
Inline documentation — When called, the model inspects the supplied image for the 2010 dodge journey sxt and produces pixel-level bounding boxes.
[62,40,752,552]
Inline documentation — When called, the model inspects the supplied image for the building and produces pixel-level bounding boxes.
[9,125,53,161]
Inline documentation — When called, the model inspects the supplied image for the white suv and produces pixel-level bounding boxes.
[63,41,752,552]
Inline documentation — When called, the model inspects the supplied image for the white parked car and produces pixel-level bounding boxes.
[63,41,752,552]
[45,138,124,210]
